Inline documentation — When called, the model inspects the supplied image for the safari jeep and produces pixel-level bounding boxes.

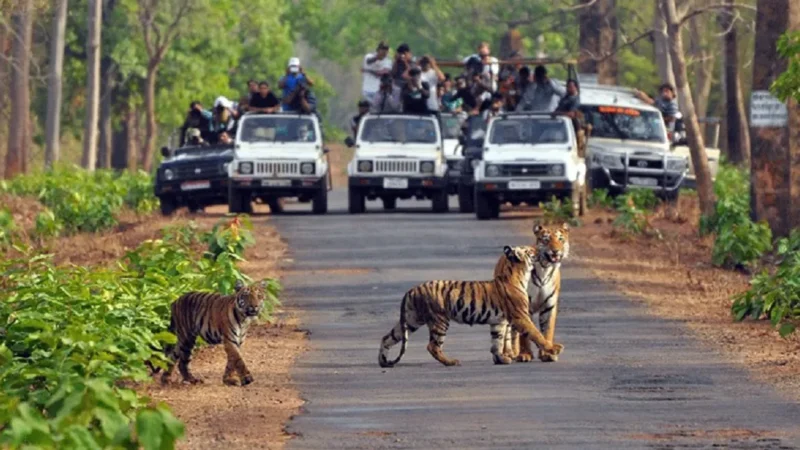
[473,113,586,220]
[345,113,448,213]
[154,143,233,216]
[579,84,689,200]
[671,116,721,189]
[229,113,330,214]
[440,112,465,195]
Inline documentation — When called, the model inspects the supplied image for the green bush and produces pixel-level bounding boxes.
[732,229,800,337]
[0,216,280,449]
[539,196,578,226]
[0,208,16,249]
[701,164,772,269]
[588,188,613,209]
[613,194,652,236]
[615,188,659,211]
[34,209,62,239]
[0,167,158,236]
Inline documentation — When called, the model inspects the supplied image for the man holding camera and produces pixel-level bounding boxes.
[370,73,403,114]
[402,67,432,115]
[282,78,318,114]
[279,57,314,111]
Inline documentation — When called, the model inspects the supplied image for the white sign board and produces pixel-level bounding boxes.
[750,90,788,127]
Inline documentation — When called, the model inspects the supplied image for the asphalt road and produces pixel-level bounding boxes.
[272,190,800,450]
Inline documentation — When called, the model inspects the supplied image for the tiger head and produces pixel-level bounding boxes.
[234,279,268,317]
[533,222,570,266]
[502,245,539,274]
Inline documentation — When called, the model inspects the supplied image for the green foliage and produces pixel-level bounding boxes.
[772,31,800,103]
[1,168,158,235]
[588,188,613,209]
[613,194,652,236]
[34,209,63,239]
[0,217,280,448]
[701,164,772,269]
[616,188,660,211]
[732,229,800,337]
[539,196,579,227]
[0,208,16,249]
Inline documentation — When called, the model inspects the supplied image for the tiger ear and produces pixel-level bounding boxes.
[533,222,544,236]
[234,279,245,291]
[503,245,520,263]
[560,222,570,233]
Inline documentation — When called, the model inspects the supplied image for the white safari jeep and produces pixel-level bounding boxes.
[229,113,329,214]
[473,113,586,220]
[344,113,448,213]
[579,84,689,200]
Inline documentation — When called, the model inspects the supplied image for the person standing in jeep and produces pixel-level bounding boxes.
[402,67,432,114]
[371,74,403,114]
[179,101,213,146]
[362,41,394,103]
[634,83,679,127]
[248,81,281,114]
[280,57,314,112]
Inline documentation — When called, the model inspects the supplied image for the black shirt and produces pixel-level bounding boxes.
[402,81,431,114]
[454,88,477,110]
[249,91,280,109]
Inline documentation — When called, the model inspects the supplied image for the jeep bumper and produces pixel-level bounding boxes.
[230,176,326,196]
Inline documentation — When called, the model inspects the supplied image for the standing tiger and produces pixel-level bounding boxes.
[157,279,267,386]
[496,222,570,363]
[378,245,564,368]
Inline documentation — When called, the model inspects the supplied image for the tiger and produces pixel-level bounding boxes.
[496,222,570,363]
[156,279,267,386]
[378,245,564,368]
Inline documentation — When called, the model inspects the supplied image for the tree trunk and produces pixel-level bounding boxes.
[98,57,116,169]
[688,14,714,123]
[653,2,675,87]
[499,27,523,59]
[130,106,141,171]
[749,0,799,237]
[4,0,33,179]
[82,0,102,170]
[578,0,618,85]
[662,0,716,217]
[142,65,158,172]
[45,0,68,169]
[718,0,751,165]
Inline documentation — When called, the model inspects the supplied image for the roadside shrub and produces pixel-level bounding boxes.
[0,208,16,248]
[539,196,578,226]
[34,209,62,239]
[588,188,613,209]
[612,191,662,239]
[701,164,772,269]
[0,167,158,235]
[615,188,659,211]
[0,216,280,448]
[732,229,800,337]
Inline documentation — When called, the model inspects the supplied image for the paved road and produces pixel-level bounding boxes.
[272,190,800,450]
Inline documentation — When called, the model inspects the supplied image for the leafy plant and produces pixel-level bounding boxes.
[0,208,16,249]
[612,192,661,239]
[588,188,613,209]
[34,209,63,239]
[616,188,660,211]
[539,196,578,226]
[732,229,800,337]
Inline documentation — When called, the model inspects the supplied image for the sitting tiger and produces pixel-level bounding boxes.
[378,245,564,367]
[497,222,570,363]
[155,279,267,386]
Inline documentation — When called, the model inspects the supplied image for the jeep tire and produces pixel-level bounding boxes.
[432,189,449,213]
[159,196,177,216]
[349,188,366,214]
[228,187,251,215]
[382,197,396,211]
[312,182,328,214]
[475,191,498,220]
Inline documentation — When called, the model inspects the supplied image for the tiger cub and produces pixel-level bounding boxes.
[378,245,564,367]
[158,279,267,386]
[496,222,570,363]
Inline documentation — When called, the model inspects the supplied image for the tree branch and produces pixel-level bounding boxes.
[678,2,756,25]
[489,0,598,28]
[582,28,654,62]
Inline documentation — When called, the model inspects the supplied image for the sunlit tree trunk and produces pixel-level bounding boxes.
[653,2,675,87]
[82,0,102,170]
[4,0,33,179]
[45,0,68,169]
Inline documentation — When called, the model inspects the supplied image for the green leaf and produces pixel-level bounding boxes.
[779,323,797,338]
[64,426,102,450]
[136,409,164,450]
[153,331,177,345]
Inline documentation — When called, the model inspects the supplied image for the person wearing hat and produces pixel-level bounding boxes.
[351,99,371,137]
[370,73,403,114]
[186,128,208,146]
[515,65,566,113]
[179,101,213,146]
[279,56,314,107]
[391,43,412,89]
[401,66,432,115]
[362,41,393,104]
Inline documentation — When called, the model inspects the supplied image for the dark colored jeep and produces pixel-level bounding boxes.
[153,143,234,215]
[456,115,487,213]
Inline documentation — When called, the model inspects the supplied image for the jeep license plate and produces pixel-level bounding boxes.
[383,178,408,189]
[508,180,541,190]
[180,180,210,191]
[629,177,658,187]
[262,179,291,187]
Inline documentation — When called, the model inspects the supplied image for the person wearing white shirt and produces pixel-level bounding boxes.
[362,41,394,104]
[418,56,445,112]
[462,42,500,92]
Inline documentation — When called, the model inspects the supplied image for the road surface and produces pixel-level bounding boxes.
[272,190,800,449]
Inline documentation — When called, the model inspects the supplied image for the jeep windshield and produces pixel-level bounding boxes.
[359,117,438,144]
[239,116,317,143]
[174,144,232,157]
[580,105,666,143]
[488,117,569,146]
[440,114,462,139]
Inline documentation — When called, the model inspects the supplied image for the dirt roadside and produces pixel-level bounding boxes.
[514,196,800,400]
[2,196,306,449]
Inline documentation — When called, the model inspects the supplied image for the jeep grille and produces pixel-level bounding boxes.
[375,159,418,174]
[255,161,299,176]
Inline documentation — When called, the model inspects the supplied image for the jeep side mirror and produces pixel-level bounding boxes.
[344,137,355,148]
[160,146,171,158]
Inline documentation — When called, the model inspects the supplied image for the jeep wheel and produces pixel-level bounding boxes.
[312,183,328,214]
[382,197,396,211]
[432,190,449,213]
[267,198,283,215]
[475,191,497,220]
[159,196,177,216]
[458,184,474,213]
[349,188,365,214]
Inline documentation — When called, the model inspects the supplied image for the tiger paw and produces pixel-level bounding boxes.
[493,354,513,365]
[240,374,255,386]
[538,350,559,363]
[548,343,564,355]
[516,352,534,363]
[223,377,240,386]
[443,359,461,367]
[184,377,204,385]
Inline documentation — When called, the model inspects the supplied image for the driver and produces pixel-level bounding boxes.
[296,123,315,142]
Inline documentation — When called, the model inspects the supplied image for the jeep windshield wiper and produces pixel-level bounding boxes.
[601,114,629,140]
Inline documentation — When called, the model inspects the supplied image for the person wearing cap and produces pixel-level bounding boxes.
[212,96,238,141]
[515,65,566,113]
[362,41,393,104]
[351,99,371,137]
[186,128,208,146]
[462,42,500,92]
[391,43,412,89]
[419,56,445,113]
[370,73,403,114]
[279,57,314,106]
[179,101,213,146]
[401,66,432,115]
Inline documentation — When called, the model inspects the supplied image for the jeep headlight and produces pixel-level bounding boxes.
[300,162,315,175]
[485,164,500,177]
[592,152,624,169]
[420,161,435,174]
[358,160,373,173]
[549,164,565,176]
[238,162,253,174]
[163,168,174,181]
[666,157,688,171]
